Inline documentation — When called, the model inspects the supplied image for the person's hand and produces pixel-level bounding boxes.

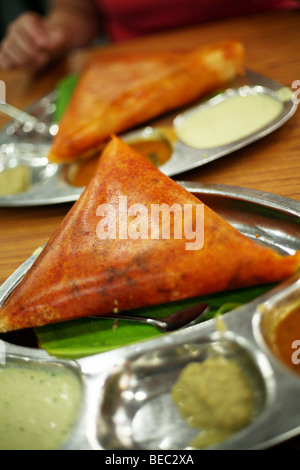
[0,12,68,70]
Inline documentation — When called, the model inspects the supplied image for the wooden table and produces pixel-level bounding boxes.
[0,10,300,449]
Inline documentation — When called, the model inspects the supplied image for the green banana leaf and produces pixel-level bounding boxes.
[54,74,79,123]
[35,284,273,359]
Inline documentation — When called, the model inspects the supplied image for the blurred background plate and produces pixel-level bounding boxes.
[0,70,297,207]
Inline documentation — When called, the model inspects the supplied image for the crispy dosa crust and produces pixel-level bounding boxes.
[48,39,245,163]
[1,136,299,333]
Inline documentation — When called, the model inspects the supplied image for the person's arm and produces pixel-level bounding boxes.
[46,0,101,50]
[0,0,102,70]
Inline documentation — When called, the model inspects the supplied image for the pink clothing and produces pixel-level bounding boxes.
[95,0,299,41]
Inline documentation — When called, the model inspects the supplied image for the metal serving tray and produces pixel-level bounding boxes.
[0,182,300,450]
[0,70,297,207]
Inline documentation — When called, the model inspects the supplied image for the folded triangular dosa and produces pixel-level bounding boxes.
[48,39,245,164]
[0,136,299,333]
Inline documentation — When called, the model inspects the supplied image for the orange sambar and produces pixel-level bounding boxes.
[69,137,173,187]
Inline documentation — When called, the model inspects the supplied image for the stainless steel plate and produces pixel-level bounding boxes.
[0,184,300,451]
[0,70,297,207]
[0,142,82,206]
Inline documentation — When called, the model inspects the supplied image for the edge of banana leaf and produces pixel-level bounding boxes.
[35,284,274,359]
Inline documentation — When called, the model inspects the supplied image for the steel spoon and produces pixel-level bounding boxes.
[91,302,209,332]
